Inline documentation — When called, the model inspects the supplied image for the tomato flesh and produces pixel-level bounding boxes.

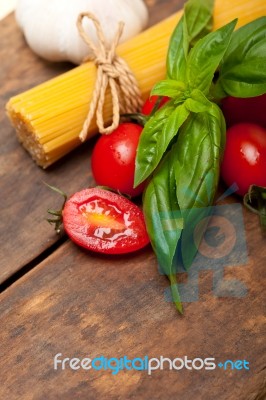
[221,123,266,196]
[91,123,145,197]
[63,188,150,254]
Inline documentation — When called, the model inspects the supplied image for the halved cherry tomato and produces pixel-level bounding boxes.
[221,123,266,196]
[141,95,169,116]
[91,123,145,197]
[221,94,266,129]
[63,188,150,254]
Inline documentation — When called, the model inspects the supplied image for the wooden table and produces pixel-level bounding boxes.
[0,1,265,399]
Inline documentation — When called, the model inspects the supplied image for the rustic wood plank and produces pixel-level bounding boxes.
[0,12,92,284]
[0,0,185,284]
[0,205,265,399]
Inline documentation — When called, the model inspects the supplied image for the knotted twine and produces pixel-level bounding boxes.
[77,12,143,142]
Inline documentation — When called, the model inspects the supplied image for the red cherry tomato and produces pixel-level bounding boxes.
[141,95,169,115]
[91,123,145,197]
[221,94,266,129]
[221,123,266,196]
[63,188,150,254]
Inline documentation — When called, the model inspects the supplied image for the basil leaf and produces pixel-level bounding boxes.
[167,0,214,81]
[184,0,214,48]
[173,106,226,269]
[143,151,183,312]
[213,17,266,98]
[167,15,188,81]
[143,152,182,269]
[135,103,189,186]
[151,80,185,98]
[143,104,225,311]
[134,102,175,186]
[184,89,213,113]
[222,17,266,62]
[186,19,237,94]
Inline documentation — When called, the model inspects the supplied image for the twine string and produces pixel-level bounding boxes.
[77,12,143,142]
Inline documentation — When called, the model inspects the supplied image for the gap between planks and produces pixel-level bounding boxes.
[0,235,68,294]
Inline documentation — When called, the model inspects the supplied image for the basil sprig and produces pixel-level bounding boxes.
[212,17,266,99]
[167,0,215,81]
[135,18,236,186]
[135,0,266,313]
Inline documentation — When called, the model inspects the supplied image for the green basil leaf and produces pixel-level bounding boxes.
[167,0,214,81]
[142,104,225,309]
[173,106,225,269]
[184,89,213,113]
[134,102,175,187]
[143,151,183,312]
[143,153,182,270]
[167,15,188,81]
[186,19,237,94]
[184,0,214,48]
[178,176,215,270]
[222,17,266,61]
[213,17,266,98]
[135,103,189,186]
[151,80,185,99]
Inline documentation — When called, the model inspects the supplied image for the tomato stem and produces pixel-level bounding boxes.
[44,182,68,234]
[244,185,266,231]
[121,97,163,127]
[120,113,148,127]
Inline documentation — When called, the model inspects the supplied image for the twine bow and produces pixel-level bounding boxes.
[77,12,143,142]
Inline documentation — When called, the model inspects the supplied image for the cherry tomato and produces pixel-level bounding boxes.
[221,94,266,129]
[91,123,145,197]
[63,188,150,254]
[141,95,169,115]
[221,123,266,196]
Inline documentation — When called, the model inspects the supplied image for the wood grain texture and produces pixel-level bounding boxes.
[0,13,93,284]
[0,205,265,400]
[0,0,186,285]
[0,1,265,399]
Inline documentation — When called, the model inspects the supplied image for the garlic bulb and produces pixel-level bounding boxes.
[15,0,149,65]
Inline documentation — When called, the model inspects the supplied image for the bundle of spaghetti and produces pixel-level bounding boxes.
[6,0,266,168]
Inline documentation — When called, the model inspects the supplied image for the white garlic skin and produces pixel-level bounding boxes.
[16,0,149,64]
